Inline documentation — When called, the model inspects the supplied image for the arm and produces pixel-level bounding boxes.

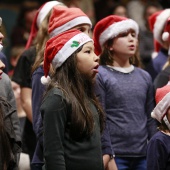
[20,87,32,122]
[95,73,115,168]
[145,76,158,139]
[42,90,67,170]
[106,158,118,170]
[31,66,45,139]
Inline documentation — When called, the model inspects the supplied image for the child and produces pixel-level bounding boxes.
[11,1,66,169]
[0,20,21,169]
[147,83,170,170]
[41,29,104,170]
[31,5,92,169]
[93,15,157,170]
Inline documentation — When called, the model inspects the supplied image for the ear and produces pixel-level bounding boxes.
[109,47,113,51]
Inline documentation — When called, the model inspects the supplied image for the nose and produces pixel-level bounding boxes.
[94,53,99,63]
[128,33,134,41]
[0,60,5,70]
[0,32,4,40]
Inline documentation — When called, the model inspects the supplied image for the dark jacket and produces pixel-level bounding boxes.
[0,73,22,170]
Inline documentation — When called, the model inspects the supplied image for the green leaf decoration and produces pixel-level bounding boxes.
[71,41,80,47]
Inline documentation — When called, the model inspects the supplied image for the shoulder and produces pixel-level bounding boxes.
[134,67,152,81]
[42,88,65,105]
[18,46,36,63]
[32,65,44,77]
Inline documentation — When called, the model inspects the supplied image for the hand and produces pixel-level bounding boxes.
[103,154,110,169]
[106,158,118,170]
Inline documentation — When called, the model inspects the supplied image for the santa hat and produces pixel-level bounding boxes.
[151,82,170,129]
[25,1,64,49]
[162,18,170,41]
[48,6,92,38]
[149,9,170,54]
[93,15,139,56]
[41,29,93,85]
[0,17,3,51]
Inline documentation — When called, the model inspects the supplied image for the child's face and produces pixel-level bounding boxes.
[76,41,99,79]
[73,24,91,36]
[0,60,5,79]
[110,29,138,58]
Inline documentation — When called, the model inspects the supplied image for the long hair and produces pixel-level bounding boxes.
[31,10,52,74]
[0,97,14,170]
[32,3,66,74]
[45,47,105,139]
[100,36,142,67]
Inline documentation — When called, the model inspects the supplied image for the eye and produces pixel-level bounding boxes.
[77,27,85,32]
[119,32,128,37]
[131,33,136,37]
[85,50,90,54]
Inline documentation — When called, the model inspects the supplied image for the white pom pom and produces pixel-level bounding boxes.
[41,75,51,85]
[162,32,169,41]
[0,44,3,51]
[151,111,156,119]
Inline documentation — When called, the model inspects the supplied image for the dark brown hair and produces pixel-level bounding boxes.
[45,46,105,140]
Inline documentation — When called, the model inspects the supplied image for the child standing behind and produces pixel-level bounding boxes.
[147,83,170,170]
[93,15,157,170]
[41,29,105,170]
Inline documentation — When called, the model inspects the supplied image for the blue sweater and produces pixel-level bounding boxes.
[31,65,45,164]
[147,131,170,170]
[95,65,157,157]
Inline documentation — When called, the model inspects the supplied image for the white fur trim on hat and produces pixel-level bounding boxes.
[151,92,170,122]
[37,1,63,28]
[52,33,93,69]
[99,19,139,47]
[154,9,170,44]
[50,16,92,38]
[41,75,51,85]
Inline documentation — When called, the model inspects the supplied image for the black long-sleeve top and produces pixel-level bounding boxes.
[41,88,104,170]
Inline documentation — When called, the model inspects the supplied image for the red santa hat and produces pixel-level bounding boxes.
[25,1,64,49]
[149,9,170,54]
[93,15,139,56]
[151,82,170,129]
[162,18,170,41]
[41,29,93,85]
[48,6,92,38]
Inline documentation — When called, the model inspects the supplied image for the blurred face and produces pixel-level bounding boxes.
[113,6,127,17]
[110,29,138,60]
[73,24,91,36]
[76,41,99,79]
[0,60,5,79]
[145,6,160,20]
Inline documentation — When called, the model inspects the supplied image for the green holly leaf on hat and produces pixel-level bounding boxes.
[71,41,80,47]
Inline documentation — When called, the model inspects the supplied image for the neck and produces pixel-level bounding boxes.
[111,54,131,68]
[112,60,131,68]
